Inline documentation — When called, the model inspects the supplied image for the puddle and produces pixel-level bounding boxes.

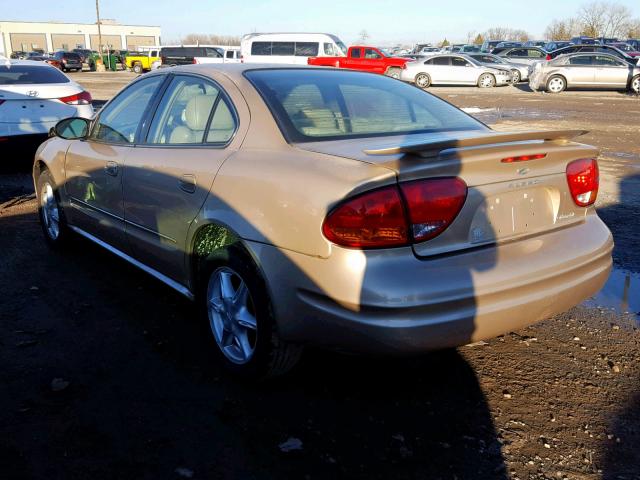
[583,268,640,323]
[463,106,564,123]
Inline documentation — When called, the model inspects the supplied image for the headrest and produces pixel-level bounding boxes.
[184,95,217,131]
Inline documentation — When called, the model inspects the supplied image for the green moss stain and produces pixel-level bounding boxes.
[193,224,238,259]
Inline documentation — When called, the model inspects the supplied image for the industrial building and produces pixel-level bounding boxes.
[0,20,161,55]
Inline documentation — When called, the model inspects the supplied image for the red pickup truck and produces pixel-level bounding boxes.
[308,46,409,78]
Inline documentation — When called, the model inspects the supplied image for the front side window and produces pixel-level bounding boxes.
[324,43,335,56]
[226,50,234,59]
[91,76,164,144]
[364,48,381,59]
[508,49,527,57]
[294,42,319,56]
[351,48,361,58]
[594,55,623,66]
[246,69,485,142]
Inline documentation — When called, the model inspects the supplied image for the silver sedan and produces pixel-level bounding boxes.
[401,54,512,88]
[529,52,640,93]
[468,53,530,82]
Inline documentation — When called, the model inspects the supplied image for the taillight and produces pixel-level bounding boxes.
[501,153,547,163]
[546,54,552,60]
[566,158,599,207]
[322,186,408,248]
[400,178,467,242]
[192,58,198,64]
[59,91,92,105]
[322,178,467,249]
[161,56,166,64]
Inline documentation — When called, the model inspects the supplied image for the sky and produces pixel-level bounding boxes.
[1,0,639,45]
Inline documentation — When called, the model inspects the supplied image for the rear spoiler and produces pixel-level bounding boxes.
[363,130,588,156]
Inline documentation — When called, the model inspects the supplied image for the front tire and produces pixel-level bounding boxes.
[415,72,431,89]
[36,170,71,249]
[201,253,302,379]
[478,73,496,88]
[511,69,521,84]
[546,75,566,93]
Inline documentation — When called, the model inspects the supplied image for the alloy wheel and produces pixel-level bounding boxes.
[415,73,430,88]
[40,183,60,241]
[207,267,258,364]
[548,77,565,93]
[632,76,640,94]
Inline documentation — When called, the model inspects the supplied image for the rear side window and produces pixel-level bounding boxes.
[569,56,593,65]
[0,65,70,84]
[324,43,336,55]
[251,42,272,56]
[295,42,319,56]
[351,48,361,58]
[451,57,469,67]
[245,69,485,142]
[272,42,295,56]
[508,49,527,57]
[432,57,450,65]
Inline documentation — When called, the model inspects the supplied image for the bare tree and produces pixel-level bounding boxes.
[484,27,531,41]
[627,18,640,38]
[180,33,241,46]
[466,31,476,44]
[579,1,608,37]
[602,3,633,37]
[544,18,582,40]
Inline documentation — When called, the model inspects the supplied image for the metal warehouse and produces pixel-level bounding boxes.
[0,20,161,55]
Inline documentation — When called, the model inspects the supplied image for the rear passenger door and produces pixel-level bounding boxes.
[425,56,451,83]
[122,74,241,284]
[567,55,596,85]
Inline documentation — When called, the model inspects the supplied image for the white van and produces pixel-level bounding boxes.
[240,33,347,64]
[213,45,241,63]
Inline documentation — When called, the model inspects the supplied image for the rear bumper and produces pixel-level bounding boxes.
[252,214,613,354]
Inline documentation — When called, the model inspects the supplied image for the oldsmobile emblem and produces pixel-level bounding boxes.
[517,167,531,176]
[26,91,39,97]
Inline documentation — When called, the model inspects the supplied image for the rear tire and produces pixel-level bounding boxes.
[478,73,496,88]
[415,72,431,89]
[386,67,401,79]
[631,75,640,94]
[133,62,143,74]
[200,251,302,379]
[546,75,566,93]
[36,169,71,249]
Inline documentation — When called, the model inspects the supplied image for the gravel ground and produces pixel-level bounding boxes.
[1,72,639,480]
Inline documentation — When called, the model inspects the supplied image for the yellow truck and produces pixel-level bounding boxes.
[124,49,161,73]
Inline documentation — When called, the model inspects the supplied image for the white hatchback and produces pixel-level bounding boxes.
[0,60,93,140]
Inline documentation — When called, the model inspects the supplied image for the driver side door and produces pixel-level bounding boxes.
[64,75,166,253]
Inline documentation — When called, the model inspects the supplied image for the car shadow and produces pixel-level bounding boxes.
[1,124,511,480]
[599,173,640,478]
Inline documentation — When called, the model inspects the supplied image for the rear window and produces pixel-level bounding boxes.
[63,53,81,60]
[0,65,70,85]
[245,69,485,142]
[161,47,221,58]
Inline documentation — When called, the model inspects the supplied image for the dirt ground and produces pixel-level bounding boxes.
[1,72,639,480]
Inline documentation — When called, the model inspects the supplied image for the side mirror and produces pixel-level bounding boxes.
[52,117,90,140]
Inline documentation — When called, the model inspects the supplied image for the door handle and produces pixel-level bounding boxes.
[105,161,119,177]
[179,174,196,193]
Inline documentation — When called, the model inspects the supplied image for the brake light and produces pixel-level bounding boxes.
[161,56,167,64]
[501,153,547,163]
[192,58,198,64]
[59,91,92,105]
[322,186,408,248]
[566,158,599,207]
[400,178,467,242]
[546,54,552,60]
[322,177,467,249]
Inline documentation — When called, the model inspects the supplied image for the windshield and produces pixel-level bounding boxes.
[245,69,485,142]
[0,65,70,85]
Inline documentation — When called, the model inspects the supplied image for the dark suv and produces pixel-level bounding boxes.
[52,51,82,72]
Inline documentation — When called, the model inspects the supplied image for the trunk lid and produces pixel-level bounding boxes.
[0,84,82,124]
[296,129,598,258]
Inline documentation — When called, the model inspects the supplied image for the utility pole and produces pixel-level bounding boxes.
[95,0,106,70]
